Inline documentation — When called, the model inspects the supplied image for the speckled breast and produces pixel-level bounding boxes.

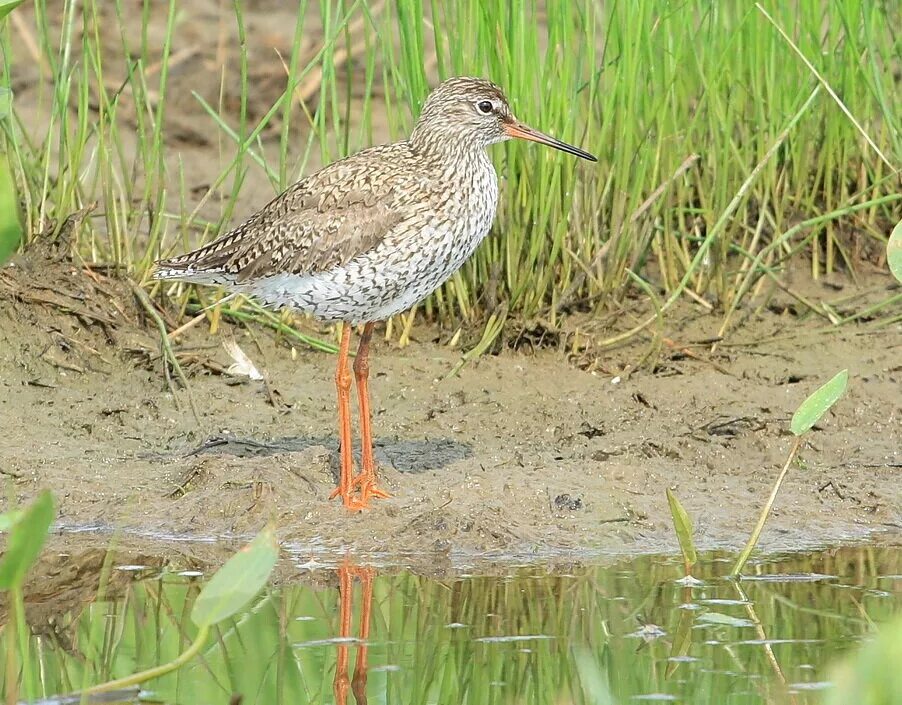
[247,153,499,323]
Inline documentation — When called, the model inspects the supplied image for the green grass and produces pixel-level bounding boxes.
[1,0,899,340]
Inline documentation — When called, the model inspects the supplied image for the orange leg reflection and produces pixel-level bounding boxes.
[333,562,375,705]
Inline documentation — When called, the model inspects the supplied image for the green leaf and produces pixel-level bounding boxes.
[0,151,22,265]
[696,612,754,628]
[191,525,279,628]
[666,489,697,569]
[666,607,695,678]
[0,509,23,531]
[889,219,902,285]
[790,369,849,436]
[0,0,26,23]
[0,85,11,119]
[827,614,902,705]
[0,492,56,590]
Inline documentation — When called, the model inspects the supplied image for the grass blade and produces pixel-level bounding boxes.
[0,150,21,265]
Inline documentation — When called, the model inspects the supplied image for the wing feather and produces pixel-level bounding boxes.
[154,144,411,282]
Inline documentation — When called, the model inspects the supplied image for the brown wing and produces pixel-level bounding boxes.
[155,145,408,282]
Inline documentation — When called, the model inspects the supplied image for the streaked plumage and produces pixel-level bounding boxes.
[155,78,510,322]
[154,76,595,511]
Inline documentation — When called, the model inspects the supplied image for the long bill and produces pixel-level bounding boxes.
[503,120,597,161]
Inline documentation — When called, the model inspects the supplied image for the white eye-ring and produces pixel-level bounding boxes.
[476,100,494,115]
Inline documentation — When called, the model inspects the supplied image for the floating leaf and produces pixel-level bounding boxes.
[0,0,26,23]
[696,612,754,628]
[0,491,55,590]
[889,219,902,285]
[790,369,848,436]
[191,525,279,627]
[666,489,697,570]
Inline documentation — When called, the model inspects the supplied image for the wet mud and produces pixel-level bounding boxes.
[1,257,899,571]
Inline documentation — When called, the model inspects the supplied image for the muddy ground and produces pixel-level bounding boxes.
[1,255,899,573]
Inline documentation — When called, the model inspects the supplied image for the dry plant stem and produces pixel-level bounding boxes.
[559,153,701,313]
[716,194,901,344]
[755,3,895,171]
[10,10,48,76]
[167,310,208,342]
[731,436,804,577]
[296,0,386,104]
[734,583,789,688]
[600,86,821,350]
[81,624,211,695]
[131,283,200,423]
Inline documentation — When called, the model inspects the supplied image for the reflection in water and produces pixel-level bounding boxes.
[2,546,898,704]
[333,562,374,705]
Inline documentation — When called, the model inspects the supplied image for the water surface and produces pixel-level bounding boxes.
[5,546,899,704]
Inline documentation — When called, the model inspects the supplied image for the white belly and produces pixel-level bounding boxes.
[245,218,491,323]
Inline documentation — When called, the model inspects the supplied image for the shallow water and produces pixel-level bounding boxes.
[5,545,899,704]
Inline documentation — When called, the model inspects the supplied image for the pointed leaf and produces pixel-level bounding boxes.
[790,369,848,436]
[0,491,55,590]
[666,607,695,678]
[666,489,697,568]
[0,0,26,23]
[191,526,279,627]
[889,218,902,284]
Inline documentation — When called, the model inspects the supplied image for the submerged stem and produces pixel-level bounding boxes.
[80,623,211,695]
[731,436,804,577]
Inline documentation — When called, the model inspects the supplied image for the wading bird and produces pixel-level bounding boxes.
[154,77,595,510]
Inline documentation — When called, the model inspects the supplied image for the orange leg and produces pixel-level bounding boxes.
[329,323,365,510]
[350,322,390,505]
[333,564,353,705]
[351,566,374,703]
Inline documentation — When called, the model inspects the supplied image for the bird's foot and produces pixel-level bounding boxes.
[351,472,391,505]
[329,473,389,510]
[350,471,391,504]
[328,485,370,511]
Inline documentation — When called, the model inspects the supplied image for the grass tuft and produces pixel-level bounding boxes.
[1,0,899,339]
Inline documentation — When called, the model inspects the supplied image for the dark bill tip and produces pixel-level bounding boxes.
[503,121,597,162]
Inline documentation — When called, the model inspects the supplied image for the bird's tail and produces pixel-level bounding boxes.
[153,228,248,284]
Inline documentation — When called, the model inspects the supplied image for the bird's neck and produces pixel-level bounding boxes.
[408,127,489,172]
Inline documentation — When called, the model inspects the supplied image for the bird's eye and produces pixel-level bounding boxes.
[476,100,494,115]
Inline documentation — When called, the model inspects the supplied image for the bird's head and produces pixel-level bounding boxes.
[411,76,596,161]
